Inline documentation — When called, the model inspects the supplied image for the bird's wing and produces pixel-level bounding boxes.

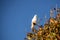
[31,14,37,29]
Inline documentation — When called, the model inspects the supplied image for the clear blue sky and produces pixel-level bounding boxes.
[0,0,60,40]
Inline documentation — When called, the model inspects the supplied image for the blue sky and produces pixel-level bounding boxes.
[1,0,60,40]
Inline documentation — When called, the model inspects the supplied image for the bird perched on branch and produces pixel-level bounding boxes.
[31,14,37,29]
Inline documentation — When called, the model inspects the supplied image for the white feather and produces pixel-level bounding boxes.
[31,14,37,29]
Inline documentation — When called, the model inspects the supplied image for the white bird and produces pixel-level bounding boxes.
[31,14,37,29]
